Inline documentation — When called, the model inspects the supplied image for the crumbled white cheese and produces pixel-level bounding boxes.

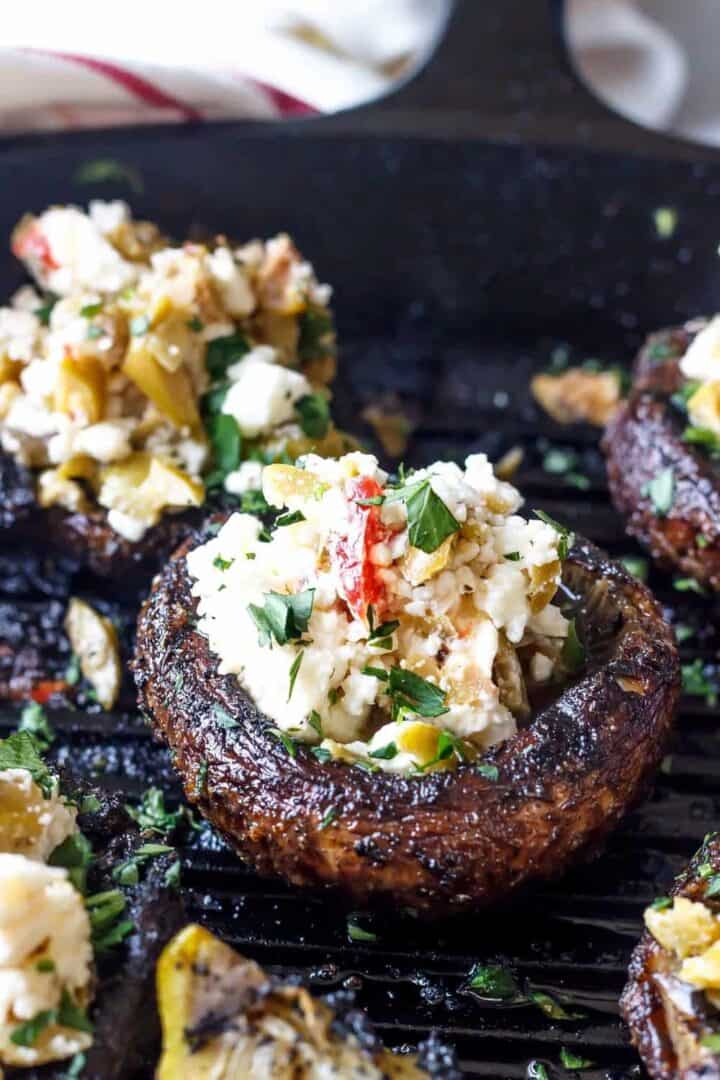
[680,317,720,382]
[19,206,136,295]
[88,199,130,235]
[206,247,255,318]
[222,358,311,439]
[73,420,136,463]
[106,509,150,543]
[0,771,76,863]
[0,854,93,1067]
[224,460,264,495]
[187,453,569,769]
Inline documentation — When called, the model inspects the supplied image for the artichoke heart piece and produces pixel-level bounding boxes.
[122,339,202,434]
[687,380,720,435]
[64,596,121,709]
[402,535,454,586]
[0,355,22,384]
[262,463,322,507]
[54,353,106,425]
[528,560,561,614]
[97,453,204,528]
[156,924,431,1079]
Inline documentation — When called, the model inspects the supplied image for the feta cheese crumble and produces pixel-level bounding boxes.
[0,770,76,863]
[645,893,720,1010]
[0,855,93,1067]
[187,452,572,774]
[1,203,336,541]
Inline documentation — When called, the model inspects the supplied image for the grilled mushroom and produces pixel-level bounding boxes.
[622,833,720,1079]
[155,924,460,1078]
[604,323,720,590]
[135,531,679,916]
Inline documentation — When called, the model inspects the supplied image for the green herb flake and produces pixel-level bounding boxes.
[383,667,448,720]
[559,1046,594,1069]
[272,729,298,758]
[701,1033,720,1052]
[651,896,672,911]
[34,293,57,326]
[706,875,720,899]
[18,700,55,749]
[10,1008,56,1047]
[212,706,240,731]
[527,1064,549,1080]
[367,605,399,646]
[642,467,675,516]
[165,859,182,889]
[312,747,332,763]
[529,989,583,1020]
[213,554,233,571]
[308,711,323,737]
[276,510,306,528]
[682,659,718,706]
[186,316,204,332]
[80,794,101,815]
[318,807,337,830]
[368,742,398,760]
[476,763,499,781]
[386,479,460,554]
[561,619,585,674]
[65,654,81,685]
[683,425,720,458]
[248,588,315,647]
[57,989,93,1034]
[74,158,143,193]
[675,623,695,644]
[287,650,304,702]
[467,963,519,1000]
[86,889,134,952]
[129,314,150,337]
[674,577,706,595]
[619,555,649,581]
[295,393,330,439]
[206,332,250,380]
[36,958,55,973]
[126,786,191,836]
[299,307,334,362]
[504,551,521,561]
[347,915,378,943]
[533,510,574,560]
[48,830,93,893]
[698,533,710,549]
[654,206,678,238]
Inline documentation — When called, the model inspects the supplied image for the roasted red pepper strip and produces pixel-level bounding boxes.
[329,477,391,622]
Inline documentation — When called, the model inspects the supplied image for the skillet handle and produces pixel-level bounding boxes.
[317,0,720,162]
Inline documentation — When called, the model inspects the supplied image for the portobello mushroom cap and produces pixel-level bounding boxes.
[0,447,210,580]
[603,325,720,590]
[621,833,720,1080]
[134,533,680,915]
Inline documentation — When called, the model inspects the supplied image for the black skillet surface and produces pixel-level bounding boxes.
[2,2,720,1076]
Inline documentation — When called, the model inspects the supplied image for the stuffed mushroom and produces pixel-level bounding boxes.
[0,201,343,578]
[135,451,680,915]
[604,319,720,590]
[622,832,720,1079]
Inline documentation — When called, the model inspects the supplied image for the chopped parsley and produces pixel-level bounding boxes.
[467,963,519,1000]
[529,989,584,1020]
[560,619,585,674]
[366,605,399,648]
[126,786,193,836]
[80,794,101,815]
[318,807,337,830]
[86,889,134,953]
[276,510,305,527]
[385,479,460,554]
[186,316,204,332]
[287,651,304,701]
[57,989,93,1033]
[0,732,55,797]
[212,706,240,731]
[533,510,574,560]
[129,314,150,337]
[213,554,233,571]
[298,307,334,362]
[308,711,323,737]
[706,876,720,899]
[18,700,55,749]
[80,301,103,319]
[527,1064,549,1080]
[476,763,499,781]
[504,551,521,561]
[650,896,672,911]
[36,958,55,973]
[312,746,332,763]
[48,831,93,892]
[112,843,174,887]
[619,555,649,581]
[365,666,449,720]
[272,729,298,758]
[346,915,378,943]
[74,157,143,193]
[295,393,330,439]
[683,425,720,457]
[239,488,270,515]
[248,588,315,647]
[641,467,675,516]
[681,659,718,706]
[205,413,242,487]
[206,332,250,380]
[653,206,678,238]
[674,576,706,595]
[419,729,468,771]
[559,1046,594,1069]
[10,1009,56,1047]
[368,742,398,760]
[701,1033,720,1052]
[34,292,57,326]
[671,379,701,414]
[698,533,710,548]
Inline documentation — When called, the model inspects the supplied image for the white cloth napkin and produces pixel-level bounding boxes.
[0,0,451,130]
